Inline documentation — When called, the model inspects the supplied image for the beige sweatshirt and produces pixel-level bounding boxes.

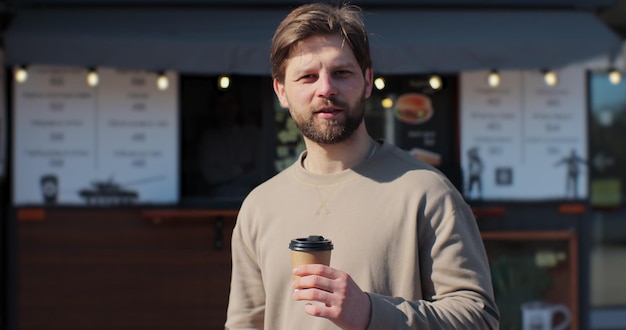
[226,141,500,329]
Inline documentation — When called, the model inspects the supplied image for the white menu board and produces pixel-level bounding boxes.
[461,67,588,201]
[13,65,179,205]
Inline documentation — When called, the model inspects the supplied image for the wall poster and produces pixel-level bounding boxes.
[589,71,626,207]
[392,76,456,171]
[13,65,178,205]
[461,67,588,201]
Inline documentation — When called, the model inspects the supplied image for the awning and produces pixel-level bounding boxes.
[3,8,622,74]
[3,8,286,75]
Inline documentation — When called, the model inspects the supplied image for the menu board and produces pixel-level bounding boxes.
[13,65,178,205]
[589,72,626,206]
[392,75,456,170]
[461,68,587,201]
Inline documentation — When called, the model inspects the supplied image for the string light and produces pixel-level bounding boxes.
[86,68,99,87]
[543,70,558,87]
[608,69,622,85]
[14,66,28,83]
[381,97,393,108]
[429,75,442,90]
[374,77,386,90]
[218,75,231,90]
[487,70,500,88]
[157,72,169,91]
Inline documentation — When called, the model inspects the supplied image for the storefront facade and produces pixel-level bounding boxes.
[1,0,625,329]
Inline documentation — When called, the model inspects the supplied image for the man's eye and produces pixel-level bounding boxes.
[335,70,352,78]
[299,74,317,81]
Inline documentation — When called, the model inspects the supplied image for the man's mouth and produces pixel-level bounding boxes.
[314,107,342,119]
[315,106,339,113]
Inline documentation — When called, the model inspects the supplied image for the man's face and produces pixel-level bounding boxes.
[273,34,373,144]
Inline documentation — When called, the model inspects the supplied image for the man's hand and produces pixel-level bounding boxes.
[292,264,371,330]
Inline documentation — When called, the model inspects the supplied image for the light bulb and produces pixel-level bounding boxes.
[218,75,231,90]
[487,70,500,88]
[87,69,99,87]
[608,69,622,85]
[544,70,558,86]
[157,73,169,91]
[15,66,28,83]
[429,75,442,90]
[374,77,386,90]
[381,97,393,109]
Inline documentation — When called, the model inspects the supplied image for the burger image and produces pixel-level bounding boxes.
[394,93,434,124]
[409,148,441,167]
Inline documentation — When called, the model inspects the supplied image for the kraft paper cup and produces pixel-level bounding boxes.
[289,235,333,278]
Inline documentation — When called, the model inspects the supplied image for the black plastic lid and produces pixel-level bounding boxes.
[289,235,333,251]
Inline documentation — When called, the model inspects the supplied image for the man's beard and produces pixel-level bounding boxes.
[292,95,366,145]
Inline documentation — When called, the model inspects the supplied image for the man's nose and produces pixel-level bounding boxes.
[316,73,337,98]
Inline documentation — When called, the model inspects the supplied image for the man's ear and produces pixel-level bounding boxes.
[364,68,374,99]
[273,79,289,108]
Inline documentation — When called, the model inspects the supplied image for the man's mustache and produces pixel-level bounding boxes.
[320,97,346,108]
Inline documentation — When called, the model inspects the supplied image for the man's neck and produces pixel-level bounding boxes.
[302,128,375,174]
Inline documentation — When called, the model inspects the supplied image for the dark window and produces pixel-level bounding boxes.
[180,75,273,208]
[179,74,461,207]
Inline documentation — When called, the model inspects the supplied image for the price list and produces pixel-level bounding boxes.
[13,65,178,205]
[461,67,587,200]
[97,69,178,203]
[520,68,587,199]
[461,70,523,199]
[14,66,96,204]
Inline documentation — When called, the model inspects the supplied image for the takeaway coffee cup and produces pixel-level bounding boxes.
[289,235,333,277]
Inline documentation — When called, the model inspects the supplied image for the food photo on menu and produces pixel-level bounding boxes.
[394,92,444,167]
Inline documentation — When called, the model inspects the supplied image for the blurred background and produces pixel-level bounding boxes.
[1,0,626,329]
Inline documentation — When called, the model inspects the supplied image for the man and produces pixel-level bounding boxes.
[226,3,500,329]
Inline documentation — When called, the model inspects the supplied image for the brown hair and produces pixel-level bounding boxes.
[270,2,372,83]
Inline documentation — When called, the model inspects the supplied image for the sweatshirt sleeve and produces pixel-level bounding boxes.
[225,214,266,330]
[366,186,500,329]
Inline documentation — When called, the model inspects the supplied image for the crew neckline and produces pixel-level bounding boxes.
[292,139,389,186]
